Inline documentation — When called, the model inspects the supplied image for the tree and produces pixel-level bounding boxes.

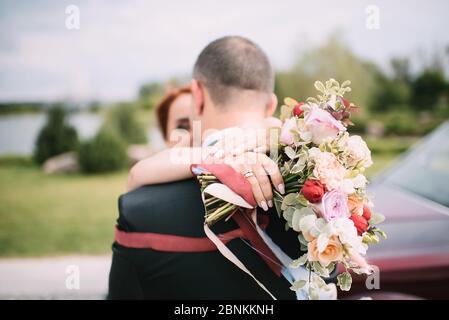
[78,129,128,174]
[411,69,447,110]
[34,105,79,164]
[103,103,147,145]
[275,36,380,112]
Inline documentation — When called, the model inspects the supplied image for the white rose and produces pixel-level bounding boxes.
[345,135,373,168]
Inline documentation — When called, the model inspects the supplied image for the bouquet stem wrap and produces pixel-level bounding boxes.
[192,163,283,300]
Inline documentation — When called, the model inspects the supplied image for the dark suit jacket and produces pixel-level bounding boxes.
[107,178,305,300]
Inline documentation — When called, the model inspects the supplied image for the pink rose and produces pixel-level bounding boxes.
[305,105,346,145]
[280,117,296,145]
[321,190,350,222]
[313,152,346,191]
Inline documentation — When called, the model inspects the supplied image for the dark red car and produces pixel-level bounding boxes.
[340,122,449,300]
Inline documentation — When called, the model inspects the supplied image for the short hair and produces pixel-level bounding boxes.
[193,36,274,107]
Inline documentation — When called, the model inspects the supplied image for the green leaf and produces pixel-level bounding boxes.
[314,81,326,93]
[313,262,330,278]
[362,233,379,244]
[369,212,385,225]
[280,105,294,121]
[284,146,296,159]
[337,272,352,291]
[308,287,319,300]
[290,254,308,268]
[281,193,298,210]
[297,195,309,207]
[290,162,305,174]
[341,80,351,88]
[290,280,307,291]
[284,97,298,107]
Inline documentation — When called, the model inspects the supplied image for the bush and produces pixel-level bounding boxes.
[103,103,147,145]
[411,70,447,110]
[34,106,79,164]
[383,110,418,136]
[78,129,128,174]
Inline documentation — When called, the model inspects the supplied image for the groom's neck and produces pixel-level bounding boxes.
[201,107,266,133]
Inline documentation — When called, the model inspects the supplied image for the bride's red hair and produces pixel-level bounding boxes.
[156,86,191,140]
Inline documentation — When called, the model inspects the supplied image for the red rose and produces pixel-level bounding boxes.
[341,98,351,108]
[349,214,368,235]
[301,179,325,203]
[293,102,305,117]
[362,206,372,221]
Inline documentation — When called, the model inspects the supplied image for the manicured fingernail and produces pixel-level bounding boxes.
[278,184,285,194]
[260,201,268,211]
[268,200,273,208]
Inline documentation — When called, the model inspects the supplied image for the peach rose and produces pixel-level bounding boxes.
[313,152,346,191]
[308,236,343,267]
[347,194,364,216]
[303,231,316,242]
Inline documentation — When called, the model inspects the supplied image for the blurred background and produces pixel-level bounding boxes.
[0,0,448,299]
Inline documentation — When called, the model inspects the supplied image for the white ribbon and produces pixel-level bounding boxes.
[202,182,277,299]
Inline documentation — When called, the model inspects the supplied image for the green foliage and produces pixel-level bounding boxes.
[103,103,147,145]
[33,105,79,164]
[78,129,128,174]
[337,272,352,291]
[411,70,448,110]
[138,82,165,110]
[370,72,410,112]
[0,155,34,167]
[275,36,380,113]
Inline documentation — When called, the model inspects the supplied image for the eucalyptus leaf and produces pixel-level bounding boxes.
[290,280,307,291]
[284,97,298,107]
[313,262,330,278]
[290,162,305,174]
[281,193,298,210]
[308,287,319,300]
[337,272,352,291]
[341,80,351,88]
[285,146,297,159]
[290,254,308,268]
[369,212,385,225]
[314,81,325,93]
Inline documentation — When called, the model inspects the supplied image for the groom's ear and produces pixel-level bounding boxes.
[190,79,204,116]
[265,93,278,117]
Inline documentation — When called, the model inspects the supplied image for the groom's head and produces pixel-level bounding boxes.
[190,36,277,129]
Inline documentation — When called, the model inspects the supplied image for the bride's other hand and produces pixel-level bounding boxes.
[225,152,285,211]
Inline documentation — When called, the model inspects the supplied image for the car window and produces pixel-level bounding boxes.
[384,123,449,208]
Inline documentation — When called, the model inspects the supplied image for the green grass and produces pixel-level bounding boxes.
[0,162,127,257]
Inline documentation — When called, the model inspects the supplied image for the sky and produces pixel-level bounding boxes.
[0,0,448,102]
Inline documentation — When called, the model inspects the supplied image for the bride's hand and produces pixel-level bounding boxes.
[225,152,285,211]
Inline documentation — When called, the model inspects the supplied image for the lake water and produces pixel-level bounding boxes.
[0,113,164,155]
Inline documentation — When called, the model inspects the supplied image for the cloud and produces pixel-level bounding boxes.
[0,0,448,101]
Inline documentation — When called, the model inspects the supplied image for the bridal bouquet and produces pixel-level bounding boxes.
[195,79,386,299]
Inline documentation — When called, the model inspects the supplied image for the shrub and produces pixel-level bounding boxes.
[34,106,79,164]
[103,103,147,145]
[78,129,128,174]
[411,70,447,110]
